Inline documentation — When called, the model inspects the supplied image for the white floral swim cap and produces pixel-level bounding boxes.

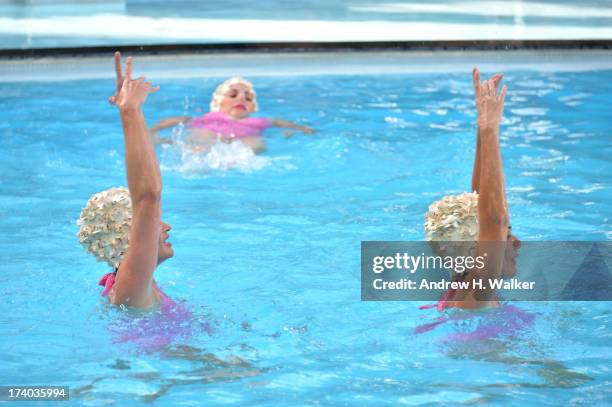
[77,187,132,268]
[424,192,479,242]
[424,192,480,266]
[210,77,258,112]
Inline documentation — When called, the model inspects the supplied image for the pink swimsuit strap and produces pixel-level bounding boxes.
[98,271,117,297]
[419,288,456,311]
[98,271,173,308]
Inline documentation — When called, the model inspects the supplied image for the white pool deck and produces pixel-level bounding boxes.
[0,1,612,48]
[1,14,611,43]
[1,49,611,83]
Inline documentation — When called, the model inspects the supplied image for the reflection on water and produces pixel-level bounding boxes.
[73,345,263,403]
[446,343,591,390]
[413,300,600,397]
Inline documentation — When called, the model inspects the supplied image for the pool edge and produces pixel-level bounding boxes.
[1,39,611,60]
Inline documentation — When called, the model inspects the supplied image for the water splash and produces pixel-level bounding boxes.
[161,138,271,175]
[196,140,269,172]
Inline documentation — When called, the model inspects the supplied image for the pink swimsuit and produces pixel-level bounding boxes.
[415,288,534,341]
[188,112,272,139]
[99,271,212,352]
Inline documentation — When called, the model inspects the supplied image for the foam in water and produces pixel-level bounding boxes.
[161,137,271,174]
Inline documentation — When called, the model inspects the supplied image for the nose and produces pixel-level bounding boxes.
[513,236,521,249]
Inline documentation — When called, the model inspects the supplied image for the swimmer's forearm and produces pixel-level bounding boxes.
[150,116,191,132]
[477,127,508,234]
[121,107,162,203]
[149,132,174,146]
[272,119,315,133]
[472,126,482,193]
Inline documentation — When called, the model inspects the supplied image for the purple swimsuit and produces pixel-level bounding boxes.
[99,272,212,352]
[415,289,535,341]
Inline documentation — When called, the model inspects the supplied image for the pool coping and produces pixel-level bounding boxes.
[1,39,611,59]
[2,46,611,82]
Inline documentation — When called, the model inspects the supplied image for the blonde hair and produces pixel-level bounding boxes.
[77,187,132,268]
[209,77,258,113]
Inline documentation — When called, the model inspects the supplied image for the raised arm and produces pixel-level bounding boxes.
[109,53,162,307]
[471,68,503,194]
[454,75,509,309]
[477,80,509,239]
[473,80,510,305]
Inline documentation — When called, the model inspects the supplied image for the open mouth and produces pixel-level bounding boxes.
[162,235,171,247]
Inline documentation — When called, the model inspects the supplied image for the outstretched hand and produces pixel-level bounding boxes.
[473,67,506,131]
[476,78,507,131]
[108,51,124,106]
[472,67,503,110]
[300,125,316,134]
[109,51,160,110]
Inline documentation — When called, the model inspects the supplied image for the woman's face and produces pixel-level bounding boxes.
[157,221,174,264]
[219,84,255,119]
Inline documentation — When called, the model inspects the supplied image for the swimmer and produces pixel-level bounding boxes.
[149,77,315,153]
[77,52,173,308]
[422,67,521,310]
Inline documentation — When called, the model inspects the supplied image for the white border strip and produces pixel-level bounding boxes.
[1,15,612,42]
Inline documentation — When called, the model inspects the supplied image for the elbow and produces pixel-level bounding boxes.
[488,213,509,228]
[480,206,508,228]
[478,212,509,240]
[479,198,509,229]
[131,186,162,205]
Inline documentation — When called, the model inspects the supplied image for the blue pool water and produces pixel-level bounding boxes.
[0,55,611,405]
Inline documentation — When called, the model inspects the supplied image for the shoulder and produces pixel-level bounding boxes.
[109,280,161,308]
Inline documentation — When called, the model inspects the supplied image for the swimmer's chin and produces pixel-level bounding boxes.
[157,244,174,265]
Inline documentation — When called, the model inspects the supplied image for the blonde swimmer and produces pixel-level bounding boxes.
[150,77,315,153]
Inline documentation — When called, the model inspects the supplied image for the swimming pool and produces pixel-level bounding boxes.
[0,50,610,405]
